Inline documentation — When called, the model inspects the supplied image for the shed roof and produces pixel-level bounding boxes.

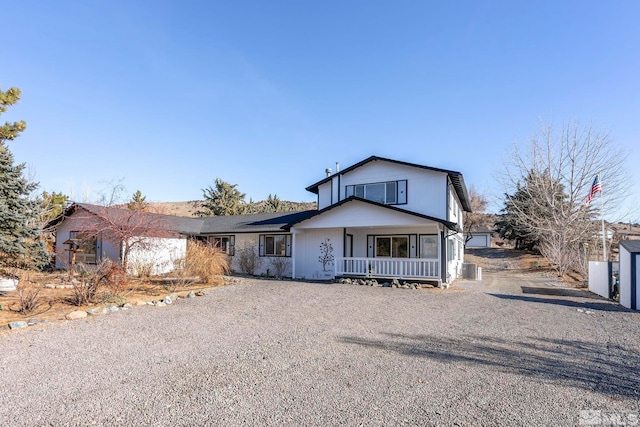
[620,240,640,253]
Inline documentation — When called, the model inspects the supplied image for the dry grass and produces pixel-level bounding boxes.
[171,241,229,286]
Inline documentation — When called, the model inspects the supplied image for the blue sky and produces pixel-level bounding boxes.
[3,1,640,218]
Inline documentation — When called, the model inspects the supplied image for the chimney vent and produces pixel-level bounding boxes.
[325,168,332,177]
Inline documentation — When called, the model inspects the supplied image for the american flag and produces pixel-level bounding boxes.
[585,175,602,206]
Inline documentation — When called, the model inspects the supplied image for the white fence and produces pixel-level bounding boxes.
[335,257,440,279]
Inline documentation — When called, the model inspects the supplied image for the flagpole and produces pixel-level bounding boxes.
[600,176,606,261]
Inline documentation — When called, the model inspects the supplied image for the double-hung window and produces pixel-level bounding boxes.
[259,234,292,257]
[345,180,407,205]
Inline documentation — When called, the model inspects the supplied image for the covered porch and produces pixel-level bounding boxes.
[335,256,440,282]
[288,198,456,282]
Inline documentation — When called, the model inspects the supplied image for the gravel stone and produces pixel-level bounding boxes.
[1,256,638,426]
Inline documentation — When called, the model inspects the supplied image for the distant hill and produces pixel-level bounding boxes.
[147,200,317,217]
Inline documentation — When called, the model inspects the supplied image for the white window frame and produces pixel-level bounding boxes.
[346,180,407,205]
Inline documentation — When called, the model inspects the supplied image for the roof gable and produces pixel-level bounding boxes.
[305,155,471,212]
[288,196,460,231]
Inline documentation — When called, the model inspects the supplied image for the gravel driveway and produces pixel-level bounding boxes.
[1,254,639,426]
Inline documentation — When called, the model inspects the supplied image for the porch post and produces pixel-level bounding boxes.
[291,229,297,279]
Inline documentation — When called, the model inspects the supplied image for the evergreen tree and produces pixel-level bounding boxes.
[40,191,69,222]
[128,189,148,211]
[197,178,246,216]
[0,86,49,271]
[264,193,283,213]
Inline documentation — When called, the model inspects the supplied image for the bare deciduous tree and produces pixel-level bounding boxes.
[463,186,488,246]
[498,121,630,276]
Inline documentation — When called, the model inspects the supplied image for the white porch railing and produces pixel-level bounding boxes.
[335,257,440,280]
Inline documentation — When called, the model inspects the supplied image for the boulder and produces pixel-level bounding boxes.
[65,310,88,320]
[9,321,28,330]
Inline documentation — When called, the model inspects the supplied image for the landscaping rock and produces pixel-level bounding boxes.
[66,311,88,320]
[9,321,28,330]
[87,307,106,316]
[106,305,119,313]
[156,301,167,307]
[195,291,205,297]
[163,297,173,305]
[167,293,178,302]
[120,303,133,310]
[27,318,40,325]
[391,279,400,288]
[186,291,195,299]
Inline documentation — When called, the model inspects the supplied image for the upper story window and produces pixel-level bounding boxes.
[345,180,407,205]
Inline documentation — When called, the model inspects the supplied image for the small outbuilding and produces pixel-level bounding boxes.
[465,226,493,248]
[619,240,640,310]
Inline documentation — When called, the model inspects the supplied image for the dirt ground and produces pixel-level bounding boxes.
[0,271,222,333]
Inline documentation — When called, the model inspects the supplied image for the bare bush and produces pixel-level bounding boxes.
[269,257,288,279]
[69,261,106,306]
[237,241,261,275]
[13,273,46,315]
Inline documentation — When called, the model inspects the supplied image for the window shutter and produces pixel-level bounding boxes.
[285,235,292,257]
[259,235,265,256]
[367,235,374,257]
[398,180,407,204]
[229,235,235,256]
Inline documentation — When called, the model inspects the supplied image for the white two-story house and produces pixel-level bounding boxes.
[286,156,471,284]
[49,156,471,286]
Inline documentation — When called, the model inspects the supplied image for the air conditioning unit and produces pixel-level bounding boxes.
[462,263,482,280]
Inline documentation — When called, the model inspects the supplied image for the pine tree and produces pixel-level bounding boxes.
[128,189,148,211]
[40,191,69,222]
[197,179,246,216]
[0,86,50,271]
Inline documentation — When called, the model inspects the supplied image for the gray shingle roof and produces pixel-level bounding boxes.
[197,211,317,234]
[47,203,316,236]
[620,240,640,253]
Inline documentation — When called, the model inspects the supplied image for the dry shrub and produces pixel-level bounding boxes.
[269,257,288,279]
[69,262,104,306]
[172,241,229,286]
[237,241,261,275]
[100,260,127,295]
[13,272,46,315]
[129,259,155,279]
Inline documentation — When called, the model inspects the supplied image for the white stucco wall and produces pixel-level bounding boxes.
[229,233,292,277]
[127,237,187,275]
